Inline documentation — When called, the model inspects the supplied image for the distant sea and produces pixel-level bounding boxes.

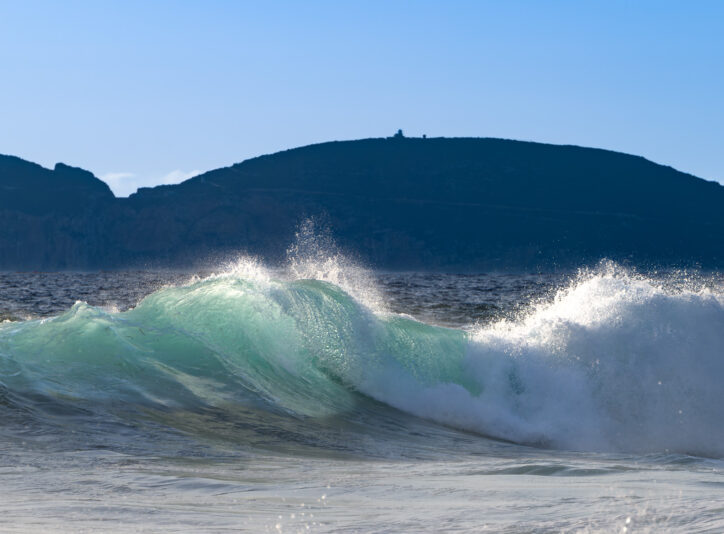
[0,257,723,532]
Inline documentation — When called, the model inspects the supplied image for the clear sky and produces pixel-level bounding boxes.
[1,1,723,196]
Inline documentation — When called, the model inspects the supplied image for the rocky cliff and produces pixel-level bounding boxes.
[1,137,723,270]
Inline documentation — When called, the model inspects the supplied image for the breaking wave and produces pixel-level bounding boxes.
[0,258,722,457]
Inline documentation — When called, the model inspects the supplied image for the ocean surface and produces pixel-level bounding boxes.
[1,256,723,533]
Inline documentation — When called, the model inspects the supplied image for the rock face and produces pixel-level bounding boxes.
[0,155,115,268]
[1,137,723,270]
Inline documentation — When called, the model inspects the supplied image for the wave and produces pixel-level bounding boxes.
[0,261,723,457]
[368,264,724,456]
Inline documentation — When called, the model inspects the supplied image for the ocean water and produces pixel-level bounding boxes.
[0,258,723,533]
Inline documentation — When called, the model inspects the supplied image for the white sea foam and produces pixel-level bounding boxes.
[358,264,724,455]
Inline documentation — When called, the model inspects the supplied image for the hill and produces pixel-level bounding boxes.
[1,137,723,270]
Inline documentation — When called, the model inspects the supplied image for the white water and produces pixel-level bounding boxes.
[355,264,724,456]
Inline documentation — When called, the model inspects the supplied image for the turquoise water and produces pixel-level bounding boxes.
[0,262,723,532]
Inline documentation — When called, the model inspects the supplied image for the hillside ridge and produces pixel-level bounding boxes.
[1,137,722,270]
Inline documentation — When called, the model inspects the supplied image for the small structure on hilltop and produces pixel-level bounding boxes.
[393,129,405,138]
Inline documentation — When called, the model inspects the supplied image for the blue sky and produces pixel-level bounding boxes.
[1,1,723,196]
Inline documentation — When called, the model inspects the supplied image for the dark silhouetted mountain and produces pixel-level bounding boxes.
[1,137,723,270]
[0,155,113,215]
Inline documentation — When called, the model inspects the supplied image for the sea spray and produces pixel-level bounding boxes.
[285,218,385,312]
